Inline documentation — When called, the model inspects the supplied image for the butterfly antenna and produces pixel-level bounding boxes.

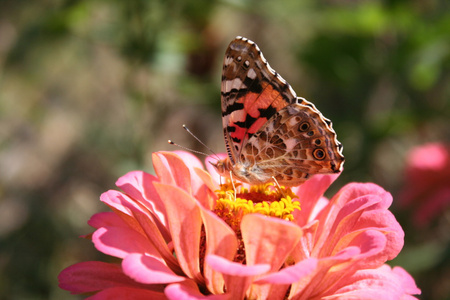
[182,124,220,157]
[168,125,220,159]
[168,140,210,157]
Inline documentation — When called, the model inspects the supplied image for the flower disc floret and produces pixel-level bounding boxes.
[214,181,301,225]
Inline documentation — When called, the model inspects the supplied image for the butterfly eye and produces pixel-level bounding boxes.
[314,139,322,145]
[313,148,326,160]
[243,60,250,68]
[307,131,314,136]
[236,56,242,62]
[299,122,310,132]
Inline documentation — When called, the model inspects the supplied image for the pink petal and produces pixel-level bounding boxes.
[313,184,403,263]
[115,170,157,202]
[100,190,161,227]
[92,226,160,259]
[153,182,203,282]
[206,254,270,300]
[290,220,319,262]
[58,261,152,294]
[122,253,185,284]
[173,150,218,199]
[256,258,318,284]
[173,150,204,170]
[199,206,238,294]
[295,231,387,299]
[206,254,270,276]
[88,212,126,229]
[343,229,387,261]
[115,170,169,230]
[333,183,393,210]
[153,152,192,194]
[194,167,217,194]
[241,214,302,271]
[305,231,385,297]
[249,259,318,300]
[87,287,167,300]
[100,190,180,271]
[323,264,421,300]
[330,190,404,264]
[292,173,339,226]
[314,194,384,257]
[329,246,362,260]
[353,210,404,264]
[165,281,230,300]
[288,247,360,299]
[392,266,421,296]
[307,196,330,222]
[194,167,218,210]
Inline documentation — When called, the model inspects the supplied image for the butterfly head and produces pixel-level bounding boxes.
[210,158,231,178]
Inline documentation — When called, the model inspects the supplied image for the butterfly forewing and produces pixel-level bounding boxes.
[221,36,298,163]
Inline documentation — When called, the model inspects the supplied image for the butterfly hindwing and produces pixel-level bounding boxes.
[240,99,344,186]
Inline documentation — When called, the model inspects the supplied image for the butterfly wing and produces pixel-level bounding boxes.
[241,99,345,186]
[221,36,298,165]
[219,36,344,187]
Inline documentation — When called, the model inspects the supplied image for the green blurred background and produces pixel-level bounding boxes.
[0,0,449,299]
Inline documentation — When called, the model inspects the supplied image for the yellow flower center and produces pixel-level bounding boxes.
[198,181,301,268]
[210,181,301,264]
[213,181,301,232]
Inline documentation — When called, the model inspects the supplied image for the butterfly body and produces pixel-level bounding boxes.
[213,36,344,187]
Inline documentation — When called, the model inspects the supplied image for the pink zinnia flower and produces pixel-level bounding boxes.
[398,143,450,227]
[59,151,420,299]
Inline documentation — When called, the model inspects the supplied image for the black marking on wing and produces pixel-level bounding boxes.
[231,136,241,143]
[244,77,262,93]
[221,89,249,99]
[258,105,278,120]
[222,101,245,117]
[234,114,258,130]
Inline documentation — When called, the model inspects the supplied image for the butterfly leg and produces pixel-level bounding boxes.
[229,171,237,201]
[271,176,286,198]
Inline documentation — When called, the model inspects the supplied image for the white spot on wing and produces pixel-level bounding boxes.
[223,78,245,93]
[247,68,257,79]
[224,56,233,66]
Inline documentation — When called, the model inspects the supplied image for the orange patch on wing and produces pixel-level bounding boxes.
[248,118,267,134]
[238,82,288,118]
[230,125,247,141]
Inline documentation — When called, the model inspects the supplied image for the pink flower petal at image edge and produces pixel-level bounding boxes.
[399,143,450,226]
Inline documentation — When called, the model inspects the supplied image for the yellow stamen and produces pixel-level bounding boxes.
[211,181,301,264]
[214,181,301,223]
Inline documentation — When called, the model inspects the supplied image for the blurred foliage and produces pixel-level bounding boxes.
[0,0,449,299]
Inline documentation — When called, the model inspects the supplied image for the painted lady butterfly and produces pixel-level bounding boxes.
[212,36,344,187]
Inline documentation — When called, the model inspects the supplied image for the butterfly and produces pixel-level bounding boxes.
[212,36,344,187]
